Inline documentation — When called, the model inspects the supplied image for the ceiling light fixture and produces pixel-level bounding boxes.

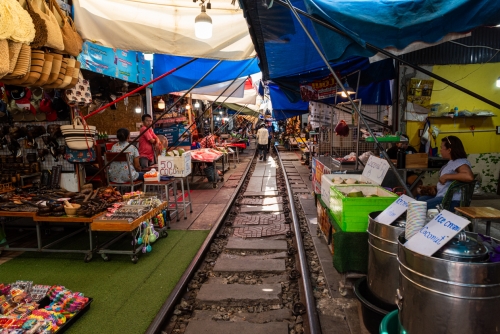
[195,4,212,39]
[135,105,142,113]
[157,98,165,110]
[194,101,200,108]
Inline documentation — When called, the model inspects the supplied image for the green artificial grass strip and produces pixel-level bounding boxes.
[0,230,209,334]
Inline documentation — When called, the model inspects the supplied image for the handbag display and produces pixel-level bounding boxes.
[65,71,92,107]
[23,0,48,49]
[29,0,64,51]
[0,40,9,79]
[60,116,96,150]
[48,0,83,57]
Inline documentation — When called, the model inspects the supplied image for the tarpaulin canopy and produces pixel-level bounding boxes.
[152,55,260,96]
[73,0,255,60]
[240,0,500,81]
[226,104,260,117]
[268,83,309,120]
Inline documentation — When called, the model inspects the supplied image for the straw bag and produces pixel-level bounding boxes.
[32,52,54,87]
[7,41,22,73]
[2,43,31,79]
[65,71,92,107]
[23,0,48,49]
[44,52,62,85]
[58,57,75,88]
[5,0,36,44]
[61,116,97,150]
[68,60,81,89]
[0,40,9,79]
[43,56,67,88]
[20,49,45,87]
[49,0,83,56]
[29,0,64,51]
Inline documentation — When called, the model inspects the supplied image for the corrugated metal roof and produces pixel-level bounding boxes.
[399,27,500,65]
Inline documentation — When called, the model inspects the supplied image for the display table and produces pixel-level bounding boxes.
[0,211,98,262]
[191,154,225,188]
[92,201,170,263]
[454,206,500,236]
[143,179,179,222]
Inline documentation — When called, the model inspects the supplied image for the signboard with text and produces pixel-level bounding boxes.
[404,210,470,257]
[375,195,415,225]
[300,74,338,101]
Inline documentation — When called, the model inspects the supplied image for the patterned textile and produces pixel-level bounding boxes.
[200,135,216,148]
[108,142,139,183]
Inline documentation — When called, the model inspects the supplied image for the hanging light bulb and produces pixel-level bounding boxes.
[186,104,191,110]
[135,105,142,113]
[157,98,165,110]
[194,101,200,109]
[336,80,356,98]
[496,77,500,88]
[195,5,212,39]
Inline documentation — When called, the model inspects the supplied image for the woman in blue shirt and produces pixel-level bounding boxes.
[418,136,474,210]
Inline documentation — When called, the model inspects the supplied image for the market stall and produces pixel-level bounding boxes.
[189,148,226,188]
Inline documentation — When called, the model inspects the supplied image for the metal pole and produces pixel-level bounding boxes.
[86,60,222,183]
[283,0,412,196]
[273,0,500,111]
[83,58,198,120]
[146,87,153,117]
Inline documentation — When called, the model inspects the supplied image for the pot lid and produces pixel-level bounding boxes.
[434,232,488,260]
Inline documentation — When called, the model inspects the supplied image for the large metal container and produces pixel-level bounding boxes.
[367,211,405,305]
[397,232,500,333]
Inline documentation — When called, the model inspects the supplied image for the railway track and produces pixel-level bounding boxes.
[146,148,322,334]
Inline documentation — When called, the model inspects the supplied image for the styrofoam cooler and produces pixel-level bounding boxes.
[157,152,192,178]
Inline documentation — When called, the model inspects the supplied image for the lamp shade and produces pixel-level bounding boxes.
[157,98,165,109]
[337,82,356,97]
[195,5,212,40]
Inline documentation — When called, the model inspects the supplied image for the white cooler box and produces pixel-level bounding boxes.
[157,152,192,178]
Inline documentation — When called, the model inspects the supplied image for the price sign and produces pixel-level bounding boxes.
[404,210,471,257]
[363,156,390,185]
[375,194,415,225]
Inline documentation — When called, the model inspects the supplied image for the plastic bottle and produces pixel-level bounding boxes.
[454,107,459,117]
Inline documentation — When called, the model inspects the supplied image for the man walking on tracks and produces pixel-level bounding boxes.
[256,124,269,161]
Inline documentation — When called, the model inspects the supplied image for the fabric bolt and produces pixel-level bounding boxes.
[435,158,471,201]
[138,126,158,162]
[108,142,140,183]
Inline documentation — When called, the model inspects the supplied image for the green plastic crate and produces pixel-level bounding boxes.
[365,136,401,143]
[329,185,397,232]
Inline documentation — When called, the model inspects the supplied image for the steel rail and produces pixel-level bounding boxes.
[276,147,322,334]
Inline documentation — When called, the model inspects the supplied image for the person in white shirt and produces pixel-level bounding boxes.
[256,124,269,161]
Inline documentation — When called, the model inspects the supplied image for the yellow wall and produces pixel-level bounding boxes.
[406,63,500,154]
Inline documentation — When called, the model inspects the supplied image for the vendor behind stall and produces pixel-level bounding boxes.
[200,133,218,149]
[191,135,201,150]
[386,134,417,159]
[139,114,161,168]
[109,128,144,183]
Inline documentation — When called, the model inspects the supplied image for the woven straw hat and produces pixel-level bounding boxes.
[45,53,62,85]
[3,43,31,79]
[6,0,36,44]
[32,53,54,87]
[58,57,75,89]
[0,40,9,79]
[8,41,22,73]
[21,49,45,86]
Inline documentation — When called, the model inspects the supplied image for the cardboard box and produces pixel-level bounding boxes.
[405,153,428,168]
[329,185,397,232]
[157,152,191,178]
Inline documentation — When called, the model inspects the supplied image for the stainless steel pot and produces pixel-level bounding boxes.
[397,232,500,334]
[367,211,405,305]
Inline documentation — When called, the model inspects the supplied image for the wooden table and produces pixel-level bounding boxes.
[454,206,500,236]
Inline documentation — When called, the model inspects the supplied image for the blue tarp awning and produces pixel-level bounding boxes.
[152,55,260,96]
[268,83,309,120]
[240,0,500,81]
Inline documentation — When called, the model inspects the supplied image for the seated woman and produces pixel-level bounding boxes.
[108,128,144,183]
[418,136,474,211]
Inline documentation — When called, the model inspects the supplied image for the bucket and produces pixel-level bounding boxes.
[354,277,397,334]
[397,233,500,333]
[367,211,405,305]
[379,310,407,334]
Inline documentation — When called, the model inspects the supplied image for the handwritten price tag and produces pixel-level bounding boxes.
[375,194,415,225]
[404,210,470,257]
[363,156,390,185]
